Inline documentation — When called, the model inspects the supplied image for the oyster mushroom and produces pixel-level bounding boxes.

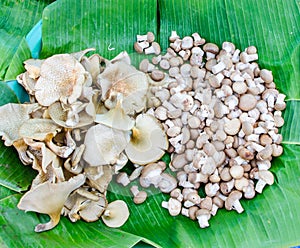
[97,61,148,115]
[17,174,86,232]
[48,101,94,128]
[83,124,130,166]
[34,53,88,106]
[0,103,39,146]
[95,99,135,131]
[84,165,113,193]
[65,188,107,223]
[125,114,168,165]
[101,200,130,228]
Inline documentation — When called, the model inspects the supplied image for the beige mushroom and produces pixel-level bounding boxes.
[254,170,274,193]
[196,209,211,228]
[101,200,130,228]
[23,58,44,79]
[34,53,88,106]
[83,124,130,166]
[98,61,148,115]
[225,190,244,213]
[125,114,168,165]
[0,103,39,146]
[84,165,113,193]
[17,174,85,232]
[48,101,94,128]
[95,99,135,131]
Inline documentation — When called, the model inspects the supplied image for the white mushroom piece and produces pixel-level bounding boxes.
[95,99,135,131]
[18,174,85,232]
[34,53,89,106]
[101,200,130,228]
[97,61,149,115]
[83,124,130,166]
[125,114,169,165]
[254,170,274,193]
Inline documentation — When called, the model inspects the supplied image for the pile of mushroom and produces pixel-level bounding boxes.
[0,48,168,232]
[0,30,286,231]
[133,31,286,228]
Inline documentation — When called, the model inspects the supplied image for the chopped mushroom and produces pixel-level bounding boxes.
[101,200,130,228]
[17,174,85,232]
[125,114,168,165]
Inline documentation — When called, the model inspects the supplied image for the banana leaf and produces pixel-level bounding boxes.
[0,0,300,247]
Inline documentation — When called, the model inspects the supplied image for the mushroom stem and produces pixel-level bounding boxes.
[232,200,244,213]
[255,179,267,193]
[197,215,210,228]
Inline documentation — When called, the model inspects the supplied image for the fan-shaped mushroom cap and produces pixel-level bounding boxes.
[19,118,61,141]
[98,61,148,115]
[101,200,129,228]
[34,54,87,106]
[17,174,86,232]
[95,100,135,131]
[0,103,39,146]
[125,114,168,165]
[84,165,113,193]
[83,124,130,166]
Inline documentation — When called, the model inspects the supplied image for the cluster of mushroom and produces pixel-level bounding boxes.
[0,48,169,232]
[134,31,286,228]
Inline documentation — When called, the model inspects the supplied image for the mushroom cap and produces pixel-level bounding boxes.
[167,198,182,216]
[83,124,130,166]
[258,170,274,185]
[48,101,94,128]
[125,114,168,165]
[98,61,148,115]
[225,190,243,210]
[101,200,129,228]
[19,118,61,141]
[0,103,39,146]
[158,173,177,193]
[34,54,87,106]
[95,100,135,131]
[17,174,85,232]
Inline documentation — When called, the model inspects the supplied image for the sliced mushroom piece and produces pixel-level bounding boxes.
[83,123,130,166]
[98,61,149,115]
[95,99,135,131]
[0,103,39,146]
[17,174,85,232]
[125,114,168,165]
[101,200,130,228]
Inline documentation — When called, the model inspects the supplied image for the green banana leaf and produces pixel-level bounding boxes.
[0,0,300,247]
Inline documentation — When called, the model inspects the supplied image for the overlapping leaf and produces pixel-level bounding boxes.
[0,0,54,81]
[0,0,299,247]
